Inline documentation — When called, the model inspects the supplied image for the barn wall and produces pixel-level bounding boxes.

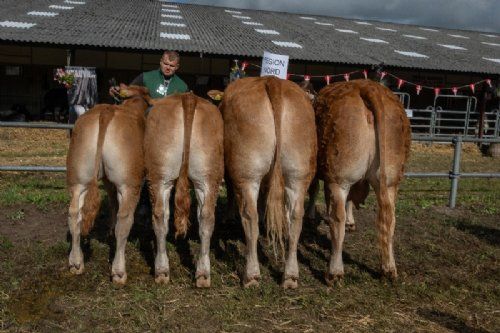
[0,43,494,121]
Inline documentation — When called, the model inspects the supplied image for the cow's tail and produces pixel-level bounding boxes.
[360,86,390,220]
[81,106,114,236]
[174,93,197,238]
[264,77,287,257]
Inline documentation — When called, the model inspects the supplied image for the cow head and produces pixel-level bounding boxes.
[118,84,154,106]
[207,90,224,106]
[298,80,318,103]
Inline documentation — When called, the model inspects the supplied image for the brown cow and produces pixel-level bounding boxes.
[144,92,223,287]
[307,79,411,284]
[66,85,151,284]
[210,76,317,289]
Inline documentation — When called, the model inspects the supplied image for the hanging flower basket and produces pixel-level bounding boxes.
[53,68,75,89]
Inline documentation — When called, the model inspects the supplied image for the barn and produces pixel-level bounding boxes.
[0,0,499,135]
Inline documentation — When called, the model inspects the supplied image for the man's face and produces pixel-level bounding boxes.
[160,56,179,77]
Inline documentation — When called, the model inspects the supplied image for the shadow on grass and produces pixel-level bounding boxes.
[453,220,499,247]
[417,308,490,333]
[298,212,381,284]
[211,194,283,285]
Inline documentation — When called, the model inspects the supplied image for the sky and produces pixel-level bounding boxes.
[180,0,500,33]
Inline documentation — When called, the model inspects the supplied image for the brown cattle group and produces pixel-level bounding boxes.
[66,77,411,289]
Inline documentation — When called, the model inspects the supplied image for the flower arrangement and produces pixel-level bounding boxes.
[53,68,75,89]
[229,60,246,82]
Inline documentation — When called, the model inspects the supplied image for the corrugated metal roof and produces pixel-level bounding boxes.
[0,0,499,74]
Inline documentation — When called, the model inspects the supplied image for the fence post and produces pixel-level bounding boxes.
[449,136,462,208]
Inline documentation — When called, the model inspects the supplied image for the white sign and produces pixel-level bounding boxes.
[260,51,289,79]
[405,109,413,118]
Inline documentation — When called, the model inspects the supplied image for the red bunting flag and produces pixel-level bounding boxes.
[486,79,492,88]
[344,73,350,82]
[363,69,368,79]
[416,85,422,95]
[434,88,440,97]
[241,61,249,71]
[469,83,475,93]
[452,87,458,96]
[286,73,291,80]
[380,71,387,80]
[325,75,331,85]
[304,75,311,81]
[397,79,405,89]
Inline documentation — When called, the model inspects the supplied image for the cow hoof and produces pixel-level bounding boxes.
[282,277,298,290]
[195,275,211,288]
[346,224,356,232]
[325,272,343,287]
[155,273,170,285]
[243,276,260,288]
[69,263,84,275]
[381,269,398,282]
[112,272,127,285]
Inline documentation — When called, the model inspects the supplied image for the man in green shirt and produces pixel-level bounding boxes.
[109,50,188,99]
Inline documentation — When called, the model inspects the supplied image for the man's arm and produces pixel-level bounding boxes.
[109,73,145,97]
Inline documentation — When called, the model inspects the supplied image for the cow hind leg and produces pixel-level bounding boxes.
[345,201,356,232]
[111,185,141,285]
[150,182,174,284]
[325,182,349,286]
[305,176,319,220]
[103,178,118,238]
[235,181,261,288]
[373,184,398,280]
[283,180,308,289]
[68,184,87,274]
[194,181,218,288]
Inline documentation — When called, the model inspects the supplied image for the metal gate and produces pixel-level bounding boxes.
[433,95,477,137]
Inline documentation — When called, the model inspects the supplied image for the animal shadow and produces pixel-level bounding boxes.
[453,220,499,247]
[417,308,490,333]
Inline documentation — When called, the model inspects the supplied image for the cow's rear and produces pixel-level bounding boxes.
[310,79,411,284]
[222,76,317,288]
[144,93,223,287]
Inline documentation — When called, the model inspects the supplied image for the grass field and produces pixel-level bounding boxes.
[0,128,499,332]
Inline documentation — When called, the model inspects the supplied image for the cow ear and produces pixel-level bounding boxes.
[207,90,224,101]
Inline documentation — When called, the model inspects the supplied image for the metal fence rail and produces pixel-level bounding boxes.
[1,121,499,208]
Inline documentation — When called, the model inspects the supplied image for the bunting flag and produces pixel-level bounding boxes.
[236,60,493,95]
[397,79,405,90]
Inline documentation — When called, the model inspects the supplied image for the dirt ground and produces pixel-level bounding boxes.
[1,194,499,332]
